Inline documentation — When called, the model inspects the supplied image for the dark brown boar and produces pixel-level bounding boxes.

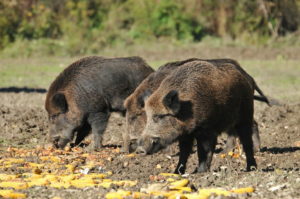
[124,58,268,153]
[135,61,257,173]
[45,56,154,150]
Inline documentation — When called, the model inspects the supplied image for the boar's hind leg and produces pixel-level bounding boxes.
[75,124,92,146]
[194,129,217,173]
[222,128,237,153]
[235,122,257,171]
[88,112,110,150]
[223,121,260,154]
[252,120,260,153]
[174,136,194,174]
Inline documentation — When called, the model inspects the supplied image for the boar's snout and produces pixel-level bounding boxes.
[129,139,138,153]
[51,135,70,149]
[51,135,60,149]
[135,146,147,156]
[57,137,70,149]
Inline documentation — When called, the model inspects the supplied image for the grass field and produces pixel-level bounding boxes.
[0,57,299,104]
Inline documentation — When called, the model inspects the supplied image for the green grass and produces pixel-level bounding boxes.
[0,58,165,89]
[0,57,299,104]
[240,60,300,104]
[0,57,76,89]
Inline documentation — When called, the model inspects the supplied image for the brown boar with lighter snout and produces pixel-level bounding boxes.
[124,58,269,153]
[136,61,257,173]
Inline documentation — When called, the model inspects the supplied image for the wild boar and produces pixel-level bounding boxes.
[135,61,257,173]
[124,58,268,153]
[45,56,154,150]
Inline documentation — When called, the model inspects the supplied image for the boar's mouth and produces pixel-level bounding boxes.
[58,137,70,149]
[51,135,70,149]
[51,135,60,148]
[135,139,164,156]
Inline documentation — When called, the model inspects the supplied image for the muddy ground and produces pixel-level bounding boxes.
[0,87,300,199]
[1,45,300,198]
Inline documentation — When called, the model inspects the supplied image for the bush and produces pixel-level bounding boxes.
[0,0,299,56]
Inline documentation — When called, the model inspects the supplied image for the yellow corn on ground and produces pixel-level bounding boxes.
[0,190,14,195]
[28,174,44,180]
[166,178,176,182]
[29,163,45,168]
[0,174,18,181]
[1,193,26,198]
[159,173,180,177]
[132,192,151,198]
[199,188,231,197]
[149,190,182,197]
[180,194,207,199]
[231,187,254,194]
[171,186,192,192]
[73,183,97,188]
[169,179,189,187]
[70,179,95,185]
[40,156,50,161]
[83,173,106,179]
[125,153,135,157]
[1,181,28,189]
[113,180,137,187]
[49,182,71,189]
[98,182,113,188]
[117,189,131,196]
[58,174,76,182]
[44,175,58,182]
[168,193,186,199]
[105,192,123,199]
[94,179,112,184]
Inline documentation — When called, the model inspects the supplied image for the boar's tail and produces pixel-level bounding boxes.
[253,84,271,107]
[254,95,271,106]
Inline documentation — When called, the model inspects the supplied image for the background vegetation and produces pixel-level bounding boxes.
[0,0,299,57]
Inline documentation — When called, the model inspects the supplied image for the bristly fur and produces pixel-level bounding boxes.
[45,56,154,149]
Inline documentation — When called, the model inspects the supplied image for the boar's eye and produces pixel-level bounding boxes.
[153,115,163,123]
[50,113,59,121]
[129,116,137,123]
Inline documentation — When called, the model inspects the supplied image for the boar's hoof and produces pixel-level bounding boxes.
[135,146,147,156]
[247,165,257,172]
[93,143,103,152]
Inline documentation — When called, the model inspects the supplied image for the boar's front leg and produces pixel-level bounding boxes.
[174,136,194,174]
[194,129,217,173]
[121,130,131,153]
[88,112,110,150]
[75,123,92,146]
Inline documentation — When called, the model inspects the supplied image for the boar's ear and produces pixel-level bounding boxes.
[51,92,68,113]
[141,89,152,105]
[163,90,180,115]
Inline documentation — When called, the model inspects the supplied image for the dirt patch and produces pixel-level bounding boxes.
[0,91,300,198]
